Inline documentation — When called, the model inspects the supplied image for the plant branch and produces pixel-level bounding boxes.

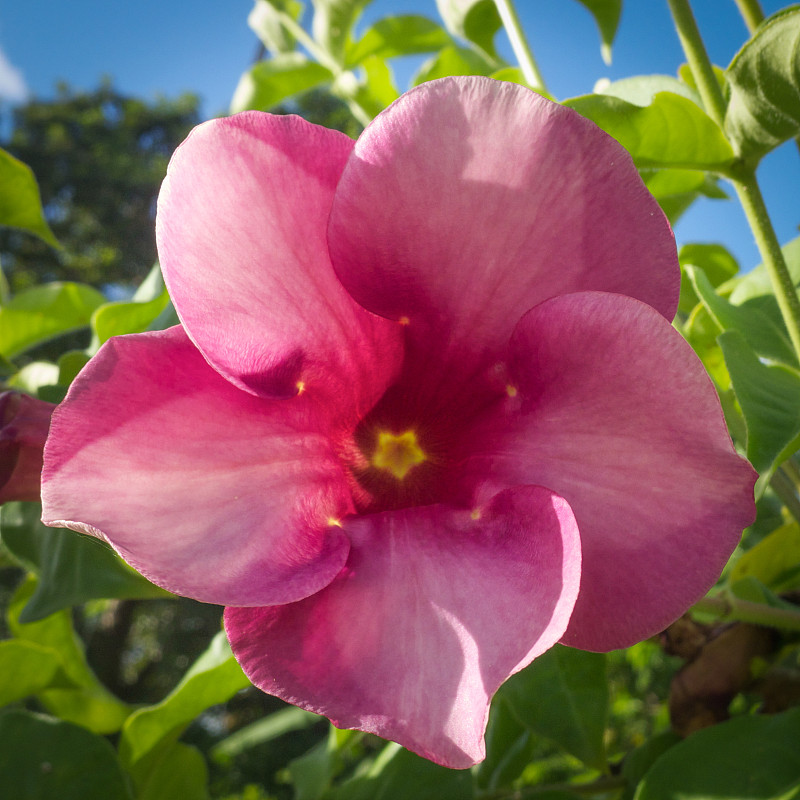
[733,0,765,33]
[493,0,548,93]
[693,591,800,631]
[666,0,727,126]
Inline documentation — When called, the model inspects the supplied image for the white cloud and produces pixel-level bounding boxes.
[0,46,27,102]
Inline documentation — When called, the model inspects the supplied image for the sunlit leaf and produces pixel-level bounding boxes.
[249,0,304,55]
[119,630,249,769]
[7,576,133,733]
[0,282,105,359]
[0,711,133,800]
[0,640,78,705]
[725,7,800,161]
[730,520,800,592]
[598,73,699,105]
[678,243,739,314]
[643,169,726,224]
[499,645,608,770]
[1,502,171,623]
[688,265,795,365]
[90,288,169,350]
[335,57,398,118]
[435,0,501,58]
[413,44,494,85]
[0,147,59,247]
[311,0,372,64]
[727,236,800,304]
[7,360,60,394]
[231,53,333,113]
[564,91,735,171]
[682,303,730,389]
[573,0,622,64]
[718,329,800,493]
[347,15,450,67]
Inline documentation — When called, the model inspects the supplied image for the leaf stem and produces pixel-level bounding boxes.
[692,591,800,631]
[493,0,548,93]
[733,173,800,358]
[666,0,727,126]
[667,0,800,360]
[733,0,765,33]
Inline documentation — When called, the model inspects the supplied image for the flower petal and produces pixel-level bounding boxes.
[328,77,678,387]
[157,111,402,404]
[464,292,756,651]
[225,485,580,769]
[41,326,352,606]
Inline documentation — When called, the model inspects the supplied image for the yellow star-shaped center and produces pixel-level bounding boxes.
[371,430,426,480]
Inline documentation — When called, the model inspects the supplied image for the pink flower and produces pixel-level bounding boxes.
[41,78,756,768]
[1,391,55,504]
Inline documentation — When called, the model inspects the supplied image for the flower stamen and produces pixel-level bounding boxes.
[372,430,426,480]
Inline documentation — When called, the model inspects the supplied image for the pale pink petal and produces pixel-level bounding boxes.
[41,326,352,606]
[157,111,402,405]
[328,77,678,394]
[462,292,756,651]
[225,485,581,769]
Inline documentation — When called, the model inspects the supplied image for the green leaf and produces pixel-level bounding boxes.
[326,742,475,800]
[248,0,304,55]
[0,147,59,247]
[335,57,399,119]
[311,0,372,64]
[620,731,681,800]
[730,520,800,592]
[0,502,171,623]
[0,282,105,359]
[231,53,333,113]
[678,243,739,314]
[718,329,800,493]
[119,630,249,770]
[0,711,133,800]
[475,697,534,791]
[413,44,494,85]
[643,169,726,224]
[0,640,78,705]
[435,0,501,59]
[211,706,320,762]
[687,265,795,365]
[599,74,700,105]
[564,92,735,171]
[8,361,60,394]
[727,236,800,305]
[57,349,91,385]
[90,288,169,350]
[499,645,608,770]
[347,15,450,67]
[725,7,800,161]
[636,707,800,800]
[573,0,622,65]
[729,574,800,614]
[7,576,133,733]
[132,741,210,800]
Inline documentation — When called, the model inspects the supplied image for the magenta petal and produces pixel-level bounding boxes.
[466,292,756,651]
[225,485,581,768]
[157,111,402,405]
[41,326,352,606]
[328,77,678,377]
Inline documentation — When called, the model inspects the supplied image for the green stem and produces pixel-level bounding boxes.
[666,0,727,126]
[733,174,800,358]
[667,0,800,360]
[493,0,548,94]
[733,0,765,32]
[693,592,800,632]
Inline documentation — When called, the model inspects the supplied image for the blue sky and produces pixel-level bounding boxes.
[0,0,797,271]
